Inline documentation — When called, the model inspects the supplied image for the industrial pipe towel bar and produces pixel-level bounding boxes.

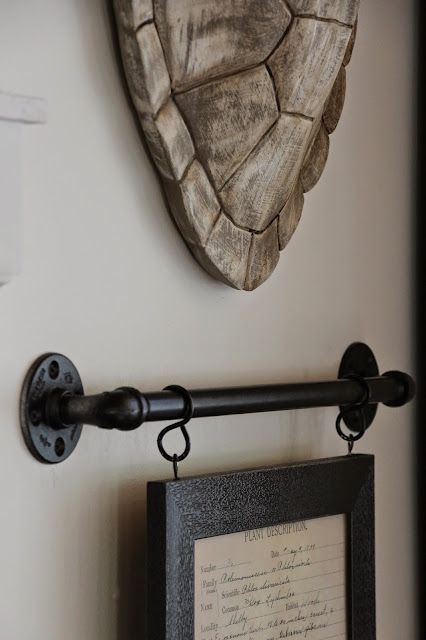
[20,343,415,464]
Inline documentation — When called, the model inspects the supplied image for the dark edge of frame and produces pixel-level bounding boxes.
[350,457,376,639]
[147,482,167,640]
[147,455,375,640]
[416,1,424,639]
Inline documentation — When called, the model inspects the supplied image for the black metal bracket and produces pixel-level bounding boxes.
[338,342,379,431]
[20,342,415,464]
[20,353,84,464]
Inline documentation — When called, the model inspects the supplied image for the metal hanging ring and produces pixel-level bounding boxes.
[347,438,355,455]
[336,374,371,447]
[157,385,194,464]
[172,454,179,481]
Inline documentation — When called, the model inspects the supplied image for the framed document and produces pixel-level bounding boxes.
[147,455,375,640]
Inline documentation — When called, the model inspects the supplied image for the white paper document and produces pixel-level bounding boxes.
[194,514,347,640]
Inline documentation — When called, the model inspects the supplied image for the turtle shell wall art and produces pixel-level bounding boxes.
[113,0,360,290]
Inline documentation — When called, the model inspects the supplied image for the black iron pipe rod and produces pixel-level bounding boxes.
[58,372,415,432]
[144,376,403,419]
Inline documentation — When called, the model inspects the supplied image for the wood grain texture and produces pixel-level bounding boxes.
[278,180,304,250]
[155,100,194,180]
[153,0,292,91]
[323,66,346,134]
[117,21,170,115]
[138,113,174,178]
[202,214,251,289]
[245,220,280,290]
[114,0,153,30]
[268,17,351,119]
[113,0,359,290]
[287,0,360,26]
[175,66,279,189]
[344,20,358,66]
[220,114,312,231]
[301,121,330,192]
[164,160,221,246]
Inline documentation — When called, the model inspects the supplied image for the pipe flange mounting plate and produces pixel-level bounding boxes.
[338,342,380,432]
[20,353,83,464]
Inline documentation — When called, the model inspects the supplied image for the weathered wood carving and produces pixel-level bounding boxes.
[113,0,360,290]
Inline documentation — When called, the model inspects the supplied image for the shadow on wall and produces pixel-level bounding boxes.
[117,481,147,640]
[102,0,217,282]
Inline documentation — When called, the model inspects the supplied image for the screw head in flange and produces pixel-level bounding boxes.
[20,353,84,464]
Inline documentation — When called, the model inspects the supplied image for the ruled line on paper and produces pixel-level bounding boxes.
[195,515,348,640]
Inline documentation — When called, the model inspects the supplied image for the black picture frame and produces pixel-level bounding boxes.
[416,3,425,639]
[147,454,375,640]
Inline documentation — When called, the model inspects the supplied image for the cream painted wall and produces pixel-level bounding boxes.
[0,1,416,638]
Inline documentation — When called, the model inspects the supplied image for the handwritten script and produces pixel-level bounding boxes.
[194,515,347,640]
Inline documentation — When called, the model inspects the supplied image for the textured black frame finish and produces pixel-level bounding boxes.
[147,454,375,640]
[416,2,424,638]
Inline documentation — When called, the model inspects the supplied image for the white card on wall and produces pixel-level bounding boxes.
[0,92,46,285]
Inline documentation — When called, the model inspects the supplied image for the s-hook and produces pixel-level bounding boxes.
[157,385,194,479]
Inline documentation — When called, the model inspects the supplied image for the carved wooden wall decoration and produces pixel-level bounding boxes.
[113,0,360,290]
